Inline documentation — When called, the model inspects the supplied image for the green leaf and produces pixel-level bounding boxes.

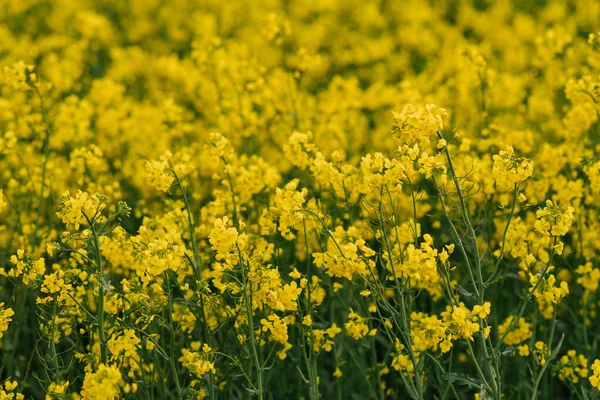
[501,346,514,356]
[456,285,473,297]
[441,372,481,389]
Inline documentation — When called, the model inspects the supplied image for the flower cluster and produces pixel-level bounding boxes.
[534,200,575,238]
[3,61,36,90]
[80,364,124,400]
[529,272,569,319]
[391,104,448,147]
[56,191,104,231]
[492,146,534,190]
[0,0,599,399]
[0,303,14,339]
[591,360,600,390]
[556,350,589,384]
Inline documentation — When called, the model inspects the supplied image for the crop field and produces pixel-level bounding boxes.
[0,0,600,399]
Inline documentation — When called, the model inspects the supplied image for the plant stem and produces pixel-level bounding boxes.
[170,170,215,399]
[32,85,53,251]
[88,214,107,364]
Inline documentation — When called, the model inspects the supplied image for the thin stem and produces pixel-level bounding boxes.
[84,211,107,364]
[530,333,564,400]
[436,134,498,397]
[374,199,423,399]
[239,248,264,400]
[403,173,420,247]
[168,170,201,279]
[223,165,263,399]
[169,170,215,398]
[423,353,460,400]
[486,184,518,285]
[32,84,53,251]
[433,176,479,297]
[165,273,183,397]
[302,219,319,399]
[437,131,484,290]
[494,239,557,353]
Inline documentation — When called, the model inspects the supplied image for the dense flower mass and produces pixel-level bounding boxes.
[0,1,600,399]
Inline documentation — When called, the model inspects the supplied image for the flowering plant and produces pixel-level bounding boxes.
[1,1,600,399]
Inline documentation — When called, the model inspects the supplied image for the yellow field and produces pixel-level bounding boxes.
[1,0,600,399]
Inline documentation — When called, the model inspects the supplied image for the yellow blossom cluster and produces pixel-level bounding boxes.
[492,146,534,189]
[391,104,448,148]
[534,200,575,238]
[2,250,46,286]
[591,360,600,390]
[80,364,123,400]
[0,380,23,400]
[0,303,14,339]
[497,316,533,347]
[1,0,600,399]
[529,272,570,319]
[557,350,589,384]
[179,343,217,377]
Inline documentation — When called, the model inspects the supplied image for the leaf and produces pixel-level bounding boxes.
[455,285,473,297]
[582,387,590,400]
[441,372,481,389]
[295,365,310,383]
[501,346,514,356]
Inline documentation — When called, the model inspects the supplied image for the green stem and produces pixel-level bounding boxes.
[486,184,518,285]
[224,165,263,399]
[240,251,264,400]
[437,134,498,397]
[32,85,53,251]
[302,219,319,399]
[88,215,107,364]
[170,170,215,398]
[165,273,183,397]
[530,333,564,400]
[494,239,557,353]
[433,176,479,295]
[403,174,420,247]
[375,199,423,400]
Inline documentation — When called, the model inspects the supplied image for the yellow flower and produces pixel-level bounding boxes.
[3,61,36,90]
[80,364,123,400]
[344,309,370,340]
[6,250,46,286]
[108,329,141,376]
[590,359,600,389]
[144,152,174,192]
[492,146,534,190]
[289,267,301,279]
[179,345,216,377]
[498,316,532,346]
[46,381,69,399]
[518,345,530,356]
[302,315,312,326]
[557,350,588,383]
[56,191,103,231]
[391,104,449,147]
[529,273,569,319]
[472,302,491,319]
[534,200,574,237]
[0,190,7,214]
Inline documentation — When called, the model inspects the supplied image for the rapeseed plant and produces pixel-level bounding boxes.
[1,1,600,399]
